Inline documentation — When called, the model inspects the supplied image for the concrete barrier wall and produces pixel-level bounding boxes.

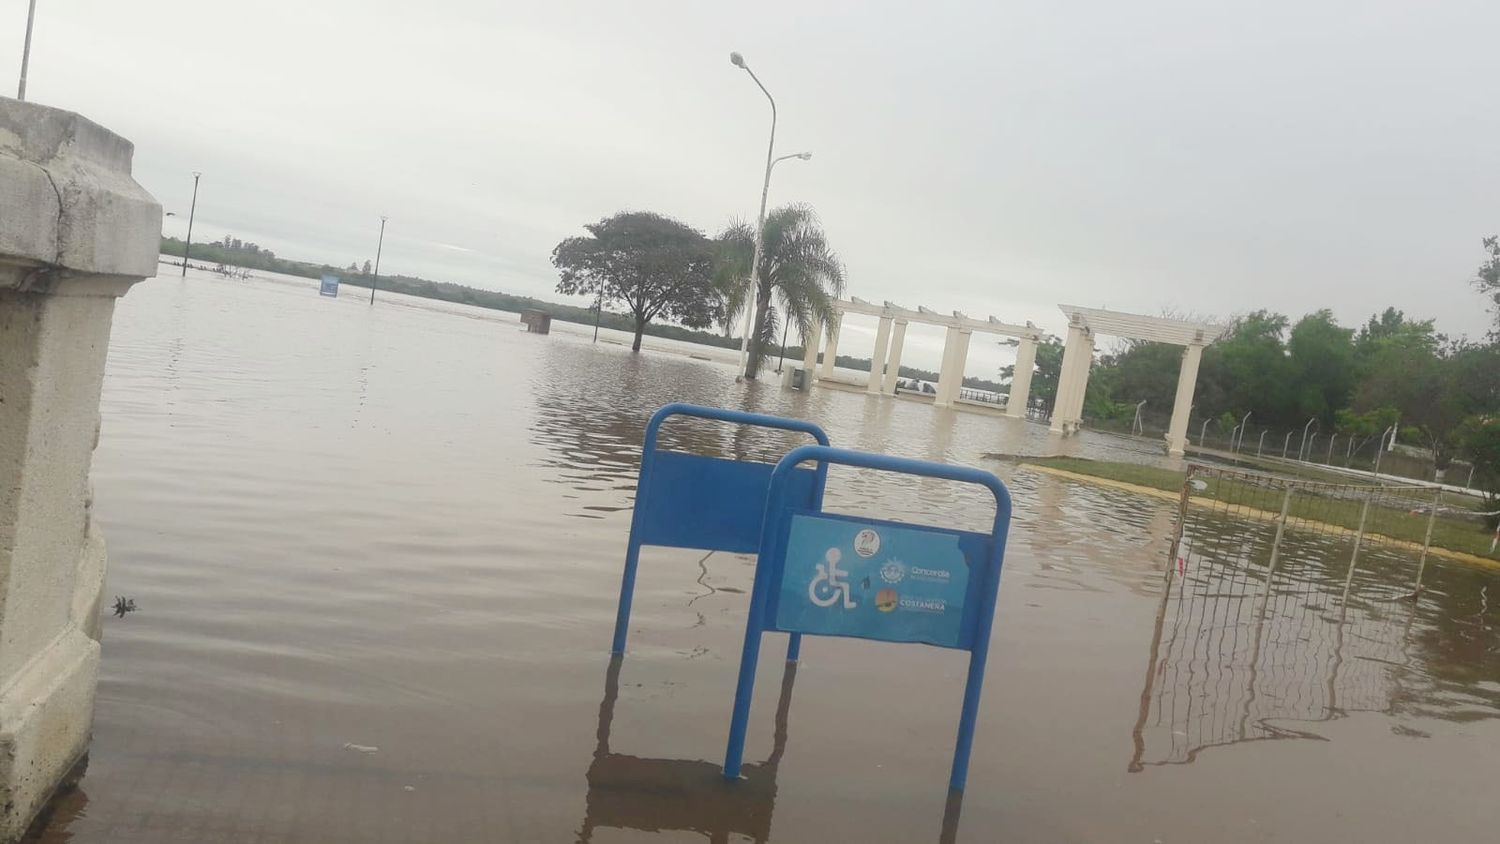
[0,96,160,842]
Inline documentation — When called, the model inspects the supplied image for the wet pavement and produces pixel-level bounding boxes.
[25,270,1500,842]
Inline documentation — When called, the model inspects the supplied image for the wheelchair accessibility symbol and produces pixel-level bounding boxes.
[808,547,858,609]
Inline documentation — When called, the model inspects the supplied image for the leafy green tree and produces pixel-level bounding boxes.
[1001,336,1064,410]
[1335,406,1398,439]
[1286,309,1357,422]
[552,212,724,352]
[1354,307,1438,358]
[1105,341,1186,418]
[1355,342,1499,471]
[717,204,845,378]
[1459,416,1500,526]
[1474,235,1500,335]
[1195,311,1296,427]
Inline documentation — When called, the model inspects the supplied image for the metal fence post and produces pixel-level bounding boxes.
[1258,430,1267,457]
[1282,431,1293,459]
[1412,488,1442,595]
[1339,494,1372,609]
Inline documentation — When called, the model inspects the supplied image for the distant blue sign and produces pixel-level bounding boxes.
[320,274,340,297]
[724,445,1013,793]
[775,514,975,648]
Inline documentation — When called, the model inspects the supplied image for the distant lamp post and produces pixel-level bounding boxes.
[730,50,812,380]
[370,216,387,305]
[181,172,201,278]
[17,0,37,100]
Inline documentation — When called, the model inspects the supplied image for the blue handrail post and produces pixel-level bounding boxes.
[610,403,830,656]
[723,447,802,779]
[609,539,647,655]
[948,496,1011,790]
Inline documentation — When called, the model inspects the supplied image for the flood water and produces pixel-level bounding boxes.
[27,269,1500,842]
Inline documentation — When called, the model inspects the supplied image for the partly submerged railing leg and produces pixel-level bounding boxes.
[611,540,643,654]
[724,628,765,780]
[1412,488,1442,596]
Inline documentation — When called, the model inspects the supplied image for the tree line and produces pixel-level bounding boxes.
[1027,237,1500,510]
[551,206,844,377]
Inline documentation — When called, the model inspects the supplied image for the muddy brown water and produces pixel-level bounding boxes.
[26,270,1500,842]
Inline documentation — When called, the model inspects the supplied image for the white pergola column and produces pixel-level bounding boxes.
[799,326,819,387]
[933,326,961,408]
[949,329,973,404]
[1050,323,1091,434]
[1067,330,1095,431]
[1165,343,1205,457]
[818,312,842,379]
[0,99,161,840]
[938,329,973,407]
[1006,337,1037,419]
[866,316,893,394]
[881,319,908,395]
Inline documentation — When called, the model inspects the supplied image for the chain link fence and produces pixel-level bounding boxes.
[1188,419,1473,487]
[1129,464,1496,770]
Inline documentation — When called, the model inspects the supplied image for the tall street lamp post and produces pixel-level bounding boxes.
[181,172,201,278]
[729,50,810,380]
[17,0,37,100]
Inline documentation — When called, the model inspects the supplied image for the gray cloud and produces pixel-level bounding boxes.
[8,0,1497,372]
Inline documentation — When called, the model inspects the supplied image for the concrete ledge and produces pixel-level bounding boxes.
[0,96,162,284]
[0,630,100,841]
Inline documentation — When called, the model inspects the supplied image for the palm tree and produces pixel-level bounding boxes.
[717,204,846,379]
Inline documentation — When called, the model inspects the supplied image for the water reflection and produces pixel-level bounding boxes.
[1131,505,1500,770]
[578,655,795,843]
[578,655,966,843]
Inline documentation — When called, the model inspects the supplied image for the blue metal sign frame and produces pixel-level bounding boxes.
[722,445,1013,792]
[611,404,830,658]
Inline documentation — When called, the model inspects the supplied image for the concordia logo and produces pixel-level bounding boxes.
[879,560,906,584]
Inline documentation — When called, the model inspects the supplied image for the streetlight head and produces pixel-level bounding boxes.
[795,152,812,161]
[729,51,746,68]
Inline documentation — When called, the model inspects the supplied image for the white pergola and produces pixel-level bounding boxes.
[799,297,1044,416]
[1050,305,1228,455]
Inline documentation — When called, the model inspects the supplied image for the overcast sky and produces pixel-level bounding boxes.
[7,0,1498,372]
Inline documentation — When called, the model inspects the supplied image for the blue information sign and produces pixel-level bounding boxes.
[723,445,1013,793]
[775,514,974,648]
[319,274,340,297]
